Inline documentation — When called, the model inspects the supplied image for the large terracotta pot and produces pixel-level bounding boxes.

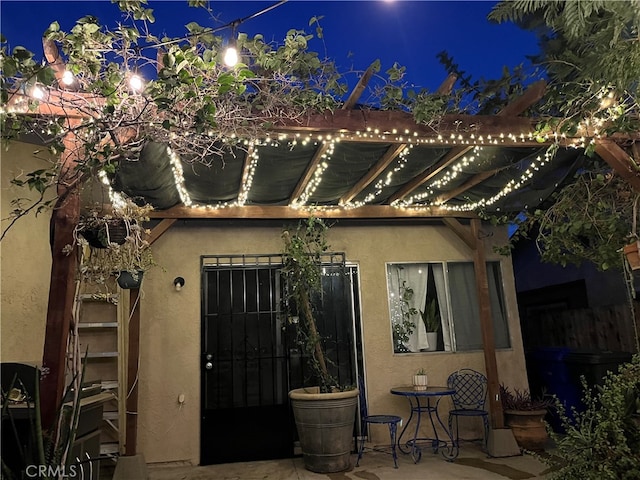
[504,409,548,451]
[289,387,359,473]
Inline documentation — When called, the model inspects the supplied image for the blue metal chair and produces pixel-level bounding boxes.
[447,369,489,449]
[356,377,402,468]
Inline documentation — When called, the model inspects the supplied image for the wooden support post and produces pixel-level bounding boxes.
[121,221,175,456]
[125,287,141,456]
[471,218,504,429]
[40,118,82,429]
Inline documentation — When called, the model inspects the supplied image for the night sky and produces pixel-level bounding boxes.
[1,0,539,93]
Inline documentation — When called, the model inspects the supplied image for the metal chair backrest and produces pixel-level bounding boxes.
[447,368,488,411]
[1,362,40,401]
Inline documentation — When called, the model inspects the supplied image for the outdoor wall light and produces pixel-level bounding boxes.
[173,277,185,291]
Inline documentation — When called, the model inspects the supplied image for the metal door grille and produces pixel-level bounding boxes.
[201,255,287,409]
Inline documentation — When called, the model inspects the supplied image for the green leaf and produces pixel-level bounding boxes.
[44,22,60,35]
[12,46,32,61]
[36,67,56,85]
[2,57,17,77]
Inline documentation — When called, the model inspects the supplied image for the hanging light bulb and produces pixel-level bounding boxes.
[61,70,75,86]
[30,85,45,100]
[223,44,238,67]
[128,73,144,92]
[224,21,239,67]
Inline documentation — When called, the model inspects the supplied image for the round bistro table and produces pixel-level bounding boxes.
[390,385,459,462]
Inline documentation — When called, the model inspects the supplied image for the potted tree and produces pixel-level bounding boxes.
[420,298,441,352]
[282,217,359,473]
[500,384,554,452]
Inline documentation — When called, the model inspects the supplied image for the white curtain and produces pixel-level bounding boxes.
[432,263,453,351]
[404,264,428,351]
[387,264,428,352]
[388,265,403,348]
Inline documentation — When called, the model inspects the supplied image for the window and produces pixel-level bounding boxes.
[387,262,510,353]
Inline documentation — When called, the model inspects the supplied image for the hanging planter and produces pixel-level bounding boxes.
[70,201,157,287]
[80,219,131,248]
[116,270,144,289]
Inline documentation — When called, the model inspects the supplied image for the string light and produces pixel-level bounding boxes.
[223,22,239,69]
[435,149,555,212]
[62,70,75,86]
[128,73,144,92]
[399,146,484,206]
[168,147,192,206]
[237,144,259,205]
[292,140,336,208]
[30,85,45,100]
[223,46,238,67]
[343,145,413,209]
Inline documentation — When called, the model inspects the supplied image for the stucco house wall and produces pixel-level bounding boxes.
[1,141,54,364]
[1,140,529,466]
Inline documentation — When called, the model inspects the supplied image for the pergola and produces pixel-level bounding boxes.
[7,38,640,457]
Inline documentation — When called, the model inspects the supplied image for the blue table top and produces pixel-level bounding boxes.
[390,386,455,396]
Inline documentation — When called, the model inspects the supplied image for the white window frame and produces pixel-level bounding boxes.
[386,261,510,354]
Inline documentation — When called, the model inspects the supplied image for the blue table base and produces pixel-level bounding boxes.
[391,386,460,463]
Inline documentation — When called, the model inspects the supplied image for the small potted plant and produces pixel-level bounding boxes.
[500,384,553,451]
[420,298,440,351]
[413,368,428,391]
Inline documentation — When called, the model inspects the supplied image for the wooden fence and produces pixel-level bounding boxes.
[521,303,639,353]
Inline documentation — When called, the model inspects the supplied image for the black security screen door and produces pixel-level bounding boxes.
[201,256,289,465]
[200,254,361,465]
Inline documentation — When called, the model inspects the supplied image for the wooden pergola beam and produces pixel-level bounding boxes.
[125,287,141,456]
[147,219,177,245]
[289,142,330,204]
[342,63,376,110]
[444,218,505,430]
[595,139,640,193]
[339,143,406,205]
[43,39,69,88]
[435,73,457,95]
[470,218,505,429]
[290,68,378,204]
[274,111,539,139]
[40,118,83,429]
[148,204,478,220]
[387,80,548,205]
[496,80,546,117]
[123,218,176,456]
[388,146,474,204]
[435,168,500,205]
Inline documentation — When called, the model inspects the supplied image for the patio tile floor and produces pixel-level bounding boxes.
[146,443,552,480]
